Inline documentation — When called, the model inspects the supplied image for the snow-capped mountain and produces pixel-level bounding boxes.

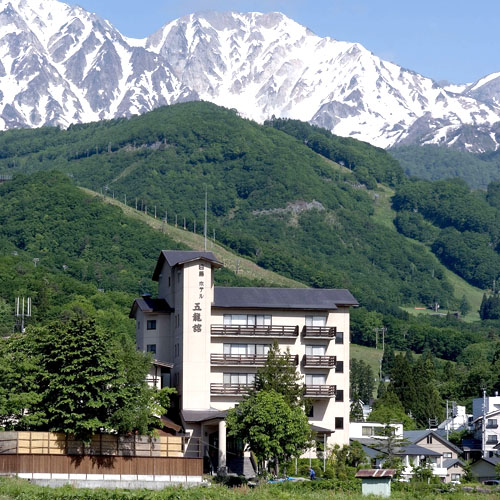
[0,0,499,152]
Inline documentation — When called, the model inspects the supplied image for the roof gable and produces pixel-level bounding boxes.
[403,430,463,455]
[152,250,222,281]
[129,297,174,318]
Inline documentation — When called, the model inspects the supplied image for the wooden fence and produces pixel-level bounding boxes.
[0,432,184,457]
[0,454,202,476]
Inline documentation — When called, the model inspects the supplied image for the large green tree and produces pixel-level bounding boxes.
[226,390,311,475]
[0,316,174,440]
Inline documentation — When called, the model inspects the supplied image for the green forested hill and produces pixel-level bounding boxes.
[0,102,457,314]
[2,104,500,423]
[389,145,500,189]
[0,172,260,335]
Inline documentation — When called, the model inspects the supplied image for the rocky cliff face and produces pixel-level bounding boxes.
[0,0,499,152]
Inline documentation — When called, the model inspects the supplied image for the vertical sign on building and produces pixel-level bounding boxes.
[192,264,205,333]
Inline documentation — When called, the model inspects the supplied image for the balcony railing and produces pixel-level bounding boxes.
[486,438,499,444]
[211,325,299,337]
[302,326,336,338]
[486,423,499,429]
[210,383,253,395]
[303,355,336,367]
[304,385,336,397]
[211,354,298,366]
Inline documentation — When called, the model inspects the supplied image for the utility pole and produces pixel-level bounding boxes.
[482,388,487,457]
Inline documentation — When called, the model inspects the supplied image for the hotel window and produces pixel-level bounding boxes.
[335,417,344,430]
[223,373,256,385]
[223,314,272,326]
[335,361,344,373]
[486,435,498,444]
[223,344,271,355]
[147,320,157,330]
[362,426,374,437]
[305,316,326,327]
[305,345,326,356]
[335,331,344,344]
[305,374,326,385]
[443,452,452,458]
[335,389,344,402]
[146,344,156,354]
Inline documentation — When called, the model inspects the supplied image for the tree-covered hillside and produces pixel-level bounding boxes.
[390,145,500,189]
[0,102,456,313]
[393,178,500,289]
[0,172,255,335]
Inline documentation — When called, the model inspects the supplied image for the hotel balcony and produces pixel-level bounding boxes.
[211,354,298,367]
[303,355,336,368]
[210,383,253,396]
[304,385,336,398]
[211,325,299,338]
[302,326,336,339]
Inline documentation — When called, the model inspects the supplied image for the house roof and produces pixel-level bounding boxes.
[443,458,465,469]
[160,416,182,433]
[472,456,500,467]
[403,430,463,455]
[311,424,334,435]
[396,444,442,457]
[213,287,358,310]
[181,409,227,423]
[129,297,174,318]
[351,439,441,458]
[472,408,500,425]
[153,250,222,280]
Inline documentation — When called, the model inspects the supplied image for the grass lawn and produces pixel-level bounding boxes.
[0,478,499,499]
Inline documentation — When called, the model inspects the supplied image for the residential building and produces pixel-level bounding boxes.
[403,430,465,483]
[471,394,500,458]
[350,422,403,440]
[130,250,358,473]
[470,456,500,482]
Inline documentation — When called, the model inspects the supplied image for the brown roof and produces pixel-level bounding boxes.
[160,416,182,433]
[355,469,397,479]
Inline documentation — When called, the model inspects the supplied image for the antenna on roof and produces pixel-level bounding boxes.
[204,186,208,251]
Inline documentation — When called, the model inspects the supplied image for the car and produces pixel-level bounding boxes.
[482,479,500,486]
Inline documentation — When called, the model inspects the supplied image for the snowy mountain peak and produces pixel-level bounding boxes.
[0,0,499,152]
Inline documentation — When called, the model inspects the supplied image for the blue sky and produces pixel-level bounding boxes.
[72,0,500,84]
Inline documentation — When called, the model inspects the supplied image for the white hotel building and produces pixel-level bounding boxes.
[130,250,358,473]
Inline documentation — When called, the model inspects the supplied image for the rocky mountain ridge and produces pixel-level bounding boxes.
[1,0,500,152]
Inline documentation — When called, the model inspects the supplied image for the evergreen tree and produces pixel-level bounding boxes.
[254,341,305,407]
[411,356,444,426]
[390,352,417,415]
[350,393,364,422]
[459,295,470,316]
[350,359,375,403]
[381,345,396,379]
[369,390,416,430]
